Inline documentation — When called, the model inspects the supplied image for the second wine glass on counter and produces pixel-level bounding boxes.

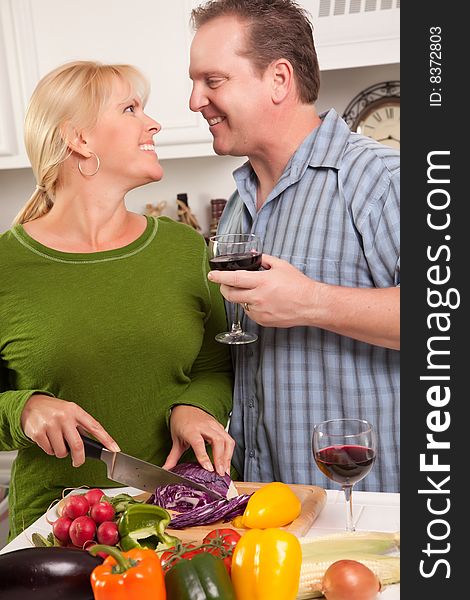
[208,233,262,345]
[312,418,377,532]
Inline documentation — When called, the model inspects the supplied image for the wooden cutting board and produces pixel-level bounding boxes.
[137,481,327,544]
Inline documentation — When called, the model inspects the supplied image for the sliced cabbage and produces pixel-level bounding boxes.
[167,494,250,529]
[149,462,251,527]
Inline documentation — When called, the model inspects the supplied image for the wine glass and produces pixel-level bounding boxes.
[312,418,377,531]
[208,233,262,345]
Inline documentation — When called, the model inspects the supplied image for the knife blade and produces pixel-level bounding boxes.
[80,435,225,500]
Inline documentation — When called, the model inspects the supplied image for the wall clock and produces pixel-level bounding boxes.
[342,81,400,149]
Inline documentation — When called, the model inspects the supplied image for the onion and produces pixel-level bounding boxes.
[321,559,381,600]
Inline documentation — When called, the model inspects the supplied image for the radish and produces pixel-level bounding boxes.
[84,488,105,507]
[96,521,119,546]
[69,516,96,548]
[55,497,67,517]
[63,495,90,520]
[90,501,115,525]
[52,516,73,544]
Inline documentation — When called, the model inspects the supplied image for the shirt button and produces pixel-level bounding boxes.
[248,397,255,408]
[248,450,255,458]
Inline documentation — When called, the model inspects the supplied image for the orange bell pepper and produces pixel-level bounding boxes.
[231,528,302,600]
[89,544,166,600]
[242,481,301,528]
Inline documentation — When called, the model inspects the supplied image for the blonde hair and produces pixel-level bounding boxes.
[14,60,150,225]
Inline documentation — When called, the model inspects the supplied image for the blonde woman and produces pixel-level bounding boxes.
[0,61,233,540]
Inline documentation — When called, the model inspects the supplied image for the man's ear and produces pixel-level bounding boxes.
[270,59,294,104]
[60,121,92,158]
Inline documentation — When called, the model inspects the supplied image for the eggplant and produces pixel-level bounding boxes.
[0,546,103,599]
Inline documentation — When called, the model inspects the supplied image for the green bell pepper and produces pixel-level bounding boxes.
[118,504,179,551]
[165,552,236,600]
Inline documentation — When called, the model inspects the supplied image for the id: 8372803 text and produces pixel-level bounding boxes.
[429,26,442,107]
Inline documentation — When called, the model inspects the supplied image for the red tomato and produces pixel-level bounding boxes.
[160,543,199,573]
[202,528,241,549]
[180,545,200,560]
[160,529,242,575]
[202,528,242,575]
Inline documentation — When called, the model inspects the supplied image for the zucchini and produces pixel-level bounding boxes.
[0,546,102,599]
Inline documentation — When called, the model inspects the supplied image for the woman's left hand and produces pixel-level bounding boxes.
[162,405,235,476]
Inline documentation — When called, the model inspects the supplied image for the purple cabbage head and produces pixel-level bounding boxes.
[153,462,232,512]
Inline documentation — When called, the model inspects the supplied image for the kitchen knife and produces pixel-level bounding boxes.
[79,435,225,500]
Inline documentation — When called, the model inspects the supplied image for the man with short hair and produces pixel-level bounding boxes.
[189,0,400,492]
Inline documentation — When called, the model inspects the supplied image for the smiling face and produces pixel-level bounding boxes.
[84,76,163,189]
[189,16,273,158]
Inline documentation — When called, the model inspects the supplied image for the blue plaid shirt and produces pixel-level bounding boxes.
[218,109,400,492]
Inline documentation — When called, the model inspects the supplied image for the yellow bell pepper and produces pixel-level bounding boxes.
[242,482,301,528]
[231,528,302,600]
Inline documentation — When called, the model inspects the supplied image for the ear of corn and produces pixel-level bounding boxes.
[299,530,400,556]
[296,531,400,599]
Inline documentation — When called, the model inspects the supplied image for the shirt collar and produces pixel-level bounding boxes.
[302,107,352,170]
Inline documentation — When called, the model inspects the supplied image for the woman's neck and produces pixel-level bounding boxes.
[22,192,147,253]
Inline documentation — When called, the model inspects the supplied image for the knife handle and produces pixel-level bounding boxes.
[79,435,105,460]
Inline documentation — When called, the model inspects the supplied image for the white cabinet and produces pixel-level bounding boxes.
[301,0,400,70]
[0,0,399,170]
[0,0,215,169]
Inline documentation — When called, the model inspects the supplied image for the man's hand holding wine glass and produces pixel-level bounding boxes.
[209,253,399,349]
[208,254,318,328]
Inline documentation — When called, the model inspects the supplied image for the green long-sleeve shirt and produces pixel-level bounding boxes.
[0,215,233,539]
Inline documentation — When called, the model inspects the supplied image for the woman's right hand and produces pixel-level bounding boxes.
[20,394,120,467]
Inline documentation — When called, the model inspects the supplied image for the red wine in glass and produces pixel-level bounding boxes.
[208,234,262,344]
[209,252,262,272]
[314,444,376,486]
[313,419,377,531]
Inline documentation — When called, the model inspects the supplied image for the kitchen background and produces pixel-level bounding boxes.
[0,0,399,546]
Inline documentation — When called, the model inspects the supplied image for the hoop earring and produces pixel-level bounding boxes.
[78,151,100,177]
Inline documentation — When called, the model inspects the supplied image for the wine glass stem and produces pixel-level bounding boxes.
[230,303,243,335]
[343,484,355,532]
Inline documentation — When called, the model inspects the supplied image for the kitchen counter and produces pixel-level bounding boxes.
[0,487,400,598]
